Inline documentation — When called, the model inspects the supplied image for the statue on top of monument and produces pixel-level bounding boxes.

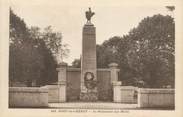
[85,7,95,23]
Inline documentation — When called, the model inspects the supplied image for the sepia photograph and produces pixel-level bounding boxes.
[1,0,183,117]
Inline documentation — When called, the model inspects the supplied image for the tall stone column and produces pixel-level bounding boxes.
[80,23,98,101]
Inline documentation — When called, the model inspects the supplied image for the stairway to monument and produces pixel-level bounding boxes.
[48,102,138,109]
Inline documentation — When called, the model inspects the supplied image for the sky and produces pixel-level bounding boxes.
[10,0,172,65]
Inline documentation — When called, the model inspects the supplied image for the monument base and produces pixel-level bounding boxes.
[80,92,98,101]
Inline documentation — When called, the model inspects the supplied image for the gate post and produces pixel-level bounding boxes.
[109,63,122,102]
[56,62,67,102]
[112,81,122,102]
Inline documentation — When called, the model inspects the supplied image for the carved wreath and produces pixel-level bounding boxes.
[84,72,97,89]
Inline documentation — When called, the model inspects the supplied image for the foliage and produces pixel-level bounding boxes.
[9,9,44,86]
[95,14,175,88]
[9,9,68,86]
[42,26,69,63]
[71,58,81,68]
[126,14,175,88]
[96,36,121,68]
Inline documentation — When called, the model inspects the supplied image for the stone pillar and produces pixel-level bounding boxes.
[80,23,98,101]
[112,81,122,102]
[109,63,119,83]
[56,62,67,102]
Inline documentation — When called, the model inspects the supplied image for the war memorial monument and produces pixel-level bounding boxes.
[9,8,174,109]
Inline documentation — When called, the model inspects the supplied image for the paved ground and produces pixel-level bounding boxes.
[49,102,138,109]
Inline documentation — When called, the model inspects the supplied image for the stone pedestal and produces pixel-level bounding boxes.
[80,23,98,101]
[56,62,67,102]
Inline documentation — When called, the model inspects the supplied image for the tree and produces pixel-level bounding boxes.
[71,58,81,68]
[96,36,134,84]
[43,26,69,64]
[10,9,29,44]
[35,38,58,85]
[96,36,122,68]
[9,9,68,86]
[9,10,45,86]
[126,14,175,88]
[9,9,34,85]
[95,14,175,88]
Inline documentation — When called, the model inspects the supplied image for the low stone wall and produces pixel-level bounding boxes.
[138,88,175,108]
[9,87,48,108]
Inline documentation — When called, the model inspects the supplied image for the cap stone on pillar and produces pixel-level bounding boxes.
[108,63,118,68]
[57,62,68,68]
[112,81,122,86]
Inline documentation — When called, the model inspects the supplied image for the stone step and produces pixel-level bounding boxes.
[49,102,138,109]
